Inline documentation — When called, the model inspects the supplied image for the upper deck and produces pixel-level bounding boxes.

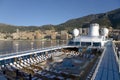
[92,42,120,80]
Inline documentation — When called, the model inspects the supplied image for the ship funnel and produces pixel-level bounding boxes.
[88,23,100,36]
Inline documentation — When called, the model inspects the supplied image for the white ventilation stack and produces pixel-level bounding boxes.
[73,28,79,37]
[101,28,109,37]
[88,23,100,36]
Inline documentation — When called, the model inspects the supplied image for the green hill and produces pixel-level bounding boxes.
[56,8,120,31]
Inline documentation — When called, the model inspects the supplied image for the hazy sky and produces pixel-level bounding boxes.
[0,0,120,26]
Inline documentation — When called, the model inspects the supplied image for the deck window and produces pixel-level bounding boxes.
[68,41,74,45]
[93,42,101,46]
[75,42,80,46]
[81,42,91,46]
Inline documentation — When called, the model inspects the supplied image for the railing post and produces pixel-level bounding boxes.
[118,51,120,73]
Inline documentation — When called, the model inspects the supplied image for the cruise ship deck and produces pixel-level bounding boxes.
[0,42,119,80]
[92,42,120,80]
[0,23,120,80]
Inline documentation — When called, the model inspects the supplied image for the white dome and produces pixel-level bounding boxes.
[101,28,109,36]
[73,28,79,37]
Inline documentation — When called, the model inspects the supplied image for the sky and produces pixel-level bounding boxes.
[0,0,120,26]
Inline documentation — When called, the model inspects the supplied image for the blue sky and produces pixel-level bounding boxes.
[0,0,120,26]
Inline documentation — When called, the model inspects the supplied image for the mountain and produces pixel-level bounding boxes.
[56,8,120,31]
[0,8,120,33]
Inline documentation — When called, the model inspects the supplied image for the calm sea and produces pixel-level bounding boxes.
[0,40,67,54]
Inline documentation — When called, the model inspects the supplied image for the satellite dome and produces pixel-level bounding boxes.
[101,28,109,36]
[73,28,79,37]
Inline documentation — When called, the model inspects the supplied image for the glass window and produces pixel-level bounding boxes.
[81,42,91,46]
[86,42,91,46]
[93,42,101,46]
[68,41,74,45]
[75,42,80,46]
[81,42,86,46]
[0,60,4,65]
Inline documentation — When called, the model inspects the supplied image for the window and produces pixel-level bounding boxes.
[81,42,91,46]
[75,42,80,46]
[68,41,74,45]
[93,42,101,46]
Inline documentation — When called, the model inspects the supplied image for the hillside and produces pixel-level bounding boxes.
[0,8,120,33]
[57,8,120,31]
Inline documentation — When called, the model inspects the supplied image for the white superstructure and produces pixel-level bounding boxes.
[69,23,109,47]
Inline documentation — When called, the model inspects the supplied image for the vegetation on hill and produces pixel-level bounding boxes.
[0,8,120,33]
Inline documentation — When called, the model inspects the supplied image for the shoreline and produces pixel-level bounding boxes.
[0,39,68,41]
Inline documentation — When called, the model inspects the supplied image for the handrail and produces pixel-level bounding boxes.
[112,42,119,69]
[0,44,67,57]
[91,47,106,80]
[0,44,73,60]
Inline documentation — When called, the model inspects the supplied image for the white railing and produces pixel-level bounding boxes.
[112,42,119,62]
[91,47,106,80]
[0,44,69,59]
[112,42,119,72]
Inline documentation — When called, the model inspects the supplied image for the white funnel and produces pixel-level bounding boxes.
[88,23,99,36]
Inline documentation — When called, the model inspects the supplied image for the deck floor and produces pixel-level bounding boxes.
[95,42,119,80]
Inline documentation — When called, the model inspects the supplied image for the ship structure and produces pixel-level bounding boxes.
[0,23,119,80]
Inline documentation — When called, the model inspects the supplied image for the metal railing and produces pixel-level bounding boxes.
[0,44,68,59]
[112,42,119,63]
[91,47,106,80]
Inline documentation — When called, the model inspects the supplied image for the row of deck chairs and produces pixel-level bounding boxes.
[9,54,52,69]
[1,51,66,80]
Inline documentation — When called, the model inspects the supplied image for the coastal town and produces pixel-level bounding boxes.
[0,27,120,41]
